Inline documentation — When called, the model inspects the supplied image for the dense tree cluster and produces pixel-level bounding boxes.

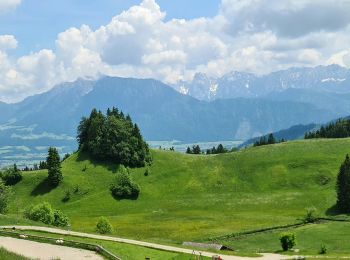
[186,144,233,155]
[0,164,22,186]
[305,119,350,139]
[254,134,285,147]
[206,144,228,154]
[39,161,48,170]
[336,154,350,213]
[47,147,63,187]
[77,107,151,167]
[186,145,201,154]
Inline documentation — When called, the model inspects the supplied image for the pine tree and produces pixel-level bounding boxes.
[336,154,350,213]
[186,147,192,154]
[267,133,276,144]
[47,147,63,187]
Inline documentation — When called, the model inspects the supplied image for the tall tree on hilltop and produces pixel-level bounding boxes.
[336,154,350,213]
[47,147,63,187]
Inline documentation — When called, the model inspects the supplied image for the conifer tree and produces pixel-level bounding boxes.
[267,133,276,144]
[46,147,63,187]
[336,154,350,213]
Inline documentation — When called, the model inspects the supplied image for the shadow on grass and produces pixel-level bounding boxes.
[76,151,122,173]
[326,204,340,216]
[111,192,139,201]
[31,178,55,196]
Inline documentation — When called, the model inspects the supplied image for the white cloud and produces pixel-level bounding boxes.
[0,0,20,13]
[1,0,350,102]
[0,35,17,50]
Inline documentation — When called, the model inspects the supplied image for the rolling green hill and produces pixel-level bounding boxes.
[6,138,350,245]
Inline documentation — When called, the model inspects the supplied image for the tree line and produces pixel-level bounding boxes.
[186,144,236,155]
[253,133,286,147]
[305,119,350,139]
[77,107,151,167]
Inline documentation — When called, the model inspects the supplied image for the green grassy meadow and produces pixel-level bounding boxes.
[215,221,350,257]
[4,138,350,254]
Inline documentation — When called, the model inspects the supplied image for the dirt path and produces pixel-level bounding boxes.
[1,225,292,260]
[0,236,103,260]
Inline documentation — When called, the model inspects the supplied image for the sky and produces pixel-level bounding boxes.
[1,0,350,102]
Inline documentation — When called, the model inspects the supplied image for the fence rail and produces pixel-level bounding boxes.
[0,229,121,260]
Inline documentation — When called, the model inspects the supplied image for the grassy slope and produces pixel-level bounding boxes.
[216,221,350,257]
[7,138,350,245]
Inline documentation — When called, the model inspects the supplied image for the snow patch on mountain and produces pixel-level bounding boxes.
[321,78,346,83]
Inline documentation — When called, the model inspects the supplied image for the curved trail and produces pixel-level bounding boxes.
[1,225,292,260]
[0,236,103,260]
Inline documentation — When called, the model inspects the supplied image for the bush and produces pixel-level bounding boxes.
[144,169,149,176]
[110,170,140,199]
[303,207,318,223]
[62,190,71,202]
[280,233,296,251]
[1,165,22,186]
[319,244,327,254]
[96,217,113,234]
[24,202,54,225]
[24,202,69,227]
[0,180,12,214]
[53,209,70,227]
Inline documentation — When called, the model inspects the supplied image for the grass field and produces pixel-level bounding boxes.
[5,138,350,252]
[214,220,350,257]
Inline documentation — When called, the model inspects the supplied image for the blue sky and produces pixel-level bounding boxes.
[1,0,350,102]
[0,0,220,56]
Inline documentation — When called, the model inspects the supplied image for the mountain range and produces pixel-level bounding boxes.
[175,64,350,102]
[1,64,350,166]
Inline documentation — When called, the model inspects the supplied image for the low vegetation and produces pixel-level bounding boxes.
[96,216,113,234]
[280,232,296,251]
[110,167,140,199]
[24,202,69,227]
[0,180,11,214]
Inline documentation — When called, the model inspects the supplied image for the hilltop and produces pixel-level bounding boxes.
[5,138,350,245]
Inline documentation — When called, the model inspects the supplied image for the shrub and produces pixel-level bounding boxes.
[96,217,113,234]
[53,210,70,227]
[24,202,54,225]
[110,170,140,199]
[0,180,12,214]
[62,190,71,202]
[1,165,22,186]
[303,207,318,223]
[144,169,149,176]
[319,244,327,254]
[280,233,296,251]
[24,202,69,227]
